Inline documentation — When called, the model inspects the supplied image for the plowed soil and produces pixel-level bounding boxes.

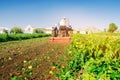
[0,37,70,80]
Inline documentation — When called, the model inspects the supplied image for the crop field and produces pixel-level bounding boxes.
[53,34,120,80]
[0,37,70,80]
[0,33,120,80]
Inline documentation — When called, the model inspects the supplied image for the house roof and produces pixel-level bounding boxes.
[26,25,35,29]
[0,27,9,31]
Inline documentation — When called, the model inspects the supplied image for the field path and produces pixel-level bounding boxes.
[0,38,70,80]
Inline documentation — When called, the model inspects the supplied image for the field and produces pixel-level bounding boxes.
[53,33,120,80]
[0,33,120,80]
[0,37,70,80]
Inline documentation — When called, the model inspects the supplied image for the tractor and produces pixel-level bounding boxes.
[50,17,73,43]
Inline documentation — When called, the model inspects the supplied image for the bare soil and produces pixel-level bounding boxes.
[0,37,70,80]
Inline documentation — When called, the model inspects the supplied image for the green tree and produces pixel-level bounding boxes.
[10,27,23,34]
[33,28,44,33]
[108,23,118,33]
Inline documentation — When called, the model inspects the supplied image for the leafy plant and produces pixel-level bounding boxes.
[54,34,120,80]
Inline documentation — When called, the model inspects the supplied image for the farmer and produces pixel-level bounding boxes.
[59,17,67,30]
[59,17,67,37]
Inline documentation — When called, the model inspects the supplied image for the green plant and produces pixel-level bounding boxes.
[0,33,51,42]
[54,34,120,80]
[33,28,44,33]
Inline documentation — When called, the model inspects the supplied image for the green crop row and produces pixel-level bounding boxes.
[0,33,51,42]
[54,34,120,80]
[94,32,120,36]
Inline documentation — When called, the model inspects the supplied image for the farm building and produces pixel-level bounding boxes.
[85,26,101,34]
[24,25,52,34]
[24,25,35,34]
[0,27,9,34]
[74,26,101,34]
[43,28,52,34]
[78,27,86,34]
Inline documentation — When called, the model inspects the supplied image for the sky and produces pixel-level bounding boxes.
[0,0,120,30]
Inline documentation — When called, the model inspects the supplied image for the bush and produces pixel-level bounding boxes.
[0,33,51,42]
[33,28,44,33]
[10,27,23,34]
[0,34,8,42]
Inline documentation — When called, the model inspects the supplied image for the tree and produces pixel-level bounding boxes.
[108,23,118,33]
[10,27,23,34]
[33,28,44,33]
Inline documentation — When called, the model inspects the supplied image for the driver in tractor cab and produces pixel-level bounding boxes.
[59,17,67,37]
[59,17,67,30]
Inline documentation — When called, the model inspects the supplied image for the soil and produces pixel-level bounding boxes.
[0,37,70,80]
[49,37,72,43]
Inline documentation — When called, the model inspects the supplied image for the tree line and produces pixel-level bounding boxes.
[3,27,44,34]
[2,23,119,34]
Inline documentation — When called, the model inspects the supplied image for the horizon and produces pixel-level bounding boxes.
[0,0,120,30]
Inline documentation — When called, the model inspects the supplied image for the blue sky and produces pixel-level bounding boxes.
[0,0,120,30]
